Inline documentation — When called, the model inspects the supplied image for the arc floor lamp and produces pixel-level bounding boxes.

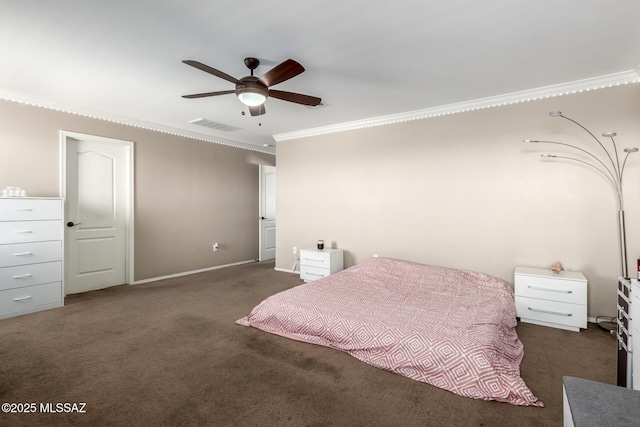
[524,111,638,279]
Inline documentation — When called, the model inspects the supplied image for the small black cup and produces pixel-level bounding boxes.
[317,240,324,250]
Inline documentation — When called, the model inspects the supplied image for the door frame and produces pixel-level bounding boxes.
[59,130,135,287]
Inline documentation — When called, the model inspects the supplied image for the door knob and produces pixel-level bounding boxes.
[66,221,82,227]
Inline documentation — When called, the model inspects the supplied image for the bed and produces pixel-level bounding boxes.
[236,257,542,407]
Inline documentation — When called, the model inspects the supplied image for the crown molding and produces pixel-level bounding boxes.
[273,70,640,142]
[0,89,275,155]
[4,70,638,152]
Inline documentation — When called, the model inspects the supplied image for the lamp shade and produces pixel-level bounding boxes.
[236,81,268,107]
[238,91,267,107]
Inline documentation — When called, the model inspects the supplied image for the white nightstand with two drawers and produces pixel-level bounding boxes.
[514,266,587,332]
[299,248,343,282]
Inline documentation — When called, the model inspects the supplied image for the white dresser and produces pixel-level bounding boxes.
[514,266,587,332]
[0,198,64,319]
[631,279,640,390]
[300,248,344,282]
[618,277,640,389]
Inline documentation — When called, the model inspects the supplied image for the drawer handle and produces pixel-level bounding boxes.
[13,274,32,279]
[618,306,630,321]
[527,307,572,317]
[306,272,325,277]
[13,252,33,257]
[306,258,325,263]
[528,285,572,294]
[15,208,33,211]
[619,324,630,336]
[14,230,33,234]
[618,338,629,352]
[13,295,32,301]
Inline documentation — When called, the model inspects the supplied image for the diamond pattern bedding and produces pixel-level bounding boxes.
[236,257,542,407]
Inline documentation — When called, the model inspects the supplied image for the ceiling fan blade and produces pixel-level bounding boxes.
[258,59,305,87]
[182,60,240,84]
[269,90,321,106]
[182,90,236,99]
[249,104,266,116]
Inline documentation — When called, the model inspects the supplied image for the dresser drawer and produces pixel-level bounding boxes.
[516,296,587,330]
[0,241,62,268]
[633,332,640,391]
[631,280,640,324]
[0,261,62,291]
[0,198,62,221]
[0,220,61,244]
[0,281,63,318]
[0,199,62,221]
[300,250,332,268]
[301,265,330,282]
[514,274,586,305]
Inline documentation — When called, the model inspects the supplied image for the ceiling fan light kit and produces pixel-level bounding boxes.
[182,57,321,116]
[236,80,268,107]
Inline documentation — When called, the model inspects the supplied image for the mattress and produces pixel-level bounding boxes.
[237,257,542,406]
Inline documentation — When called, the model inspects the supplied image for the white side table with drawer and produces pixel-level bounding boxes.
[514,266,587,332]
[0,198,64,319]
[300,248,344,282]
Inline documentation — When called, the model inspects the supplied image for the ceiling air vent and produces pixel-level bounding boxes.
[189,118,240,132]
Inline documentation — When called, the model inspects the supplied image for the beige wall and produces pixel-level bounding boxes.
[0,100,275,281]
[276,84,640,318]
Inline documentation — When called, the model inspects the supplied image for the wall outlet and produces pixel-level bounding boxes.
[293,246,297,255]
[213,242,219,252]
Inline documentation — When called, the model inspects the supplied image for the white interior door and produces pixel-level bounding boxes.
[259,165,276,261]
[62,132,133,294]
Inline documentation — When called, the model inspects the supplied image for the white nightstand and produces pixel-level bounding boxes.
[299,248,344,282]
[514,266,587,332]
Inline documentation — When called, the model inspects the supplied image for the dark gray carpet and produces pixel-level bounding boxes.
[0,260,616,426]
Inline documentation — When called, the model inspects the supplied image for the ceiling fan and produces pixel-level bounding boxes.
[182,57,321,116]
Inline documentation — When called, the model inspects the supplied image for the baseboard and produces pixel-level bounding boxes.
[131,259,257,285]
[274,267,299,275]
[588,316,616,324]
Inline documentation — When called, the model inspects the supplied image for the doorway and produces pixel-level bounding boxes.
[61,131,134,294]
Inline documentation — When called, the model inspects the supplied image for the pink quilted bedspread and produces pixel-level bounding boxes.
[236,257,542,407]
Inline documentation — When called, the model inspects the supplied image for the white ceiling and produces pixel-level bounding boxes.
[1,0,639,153]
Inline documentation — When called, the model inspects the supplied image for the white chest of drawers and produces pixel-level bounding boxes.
[628,279,640,390]
[514,266,587,332]
[300,248,344,282]
[0,198,64,319]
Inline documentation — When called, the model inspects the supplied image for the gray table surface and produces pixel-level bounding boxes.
[564,376,640,427]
